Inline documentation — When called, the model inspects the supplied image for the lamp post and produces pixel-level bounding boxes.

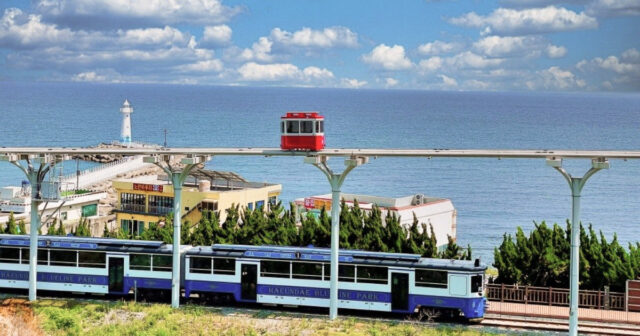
[306,155,368,319]
[547,157,608,336]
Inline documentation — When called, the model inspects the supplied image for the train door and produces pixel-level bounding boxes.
[241,264,257,301]
[391,273,409,311]
[108,257,125,293]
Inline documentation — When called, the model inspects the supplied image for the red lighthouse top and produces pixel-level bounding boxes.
[281,112,324,119]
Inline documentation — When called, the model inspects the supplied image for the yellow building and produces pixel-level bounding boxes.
[113,169,281,236]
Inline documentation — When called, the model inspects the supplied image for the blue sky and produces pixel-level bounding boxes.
[0,0,638,91]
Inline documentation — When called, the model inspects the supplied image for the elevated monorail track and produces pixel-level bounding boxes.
[3,146,640,160]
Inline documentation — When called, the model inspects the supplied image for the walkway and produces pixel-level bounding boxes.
[487,301,640,325]
[61,156,153,190]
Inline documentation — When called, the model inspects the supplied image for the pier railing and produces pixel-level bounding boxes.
[486,283,626,311]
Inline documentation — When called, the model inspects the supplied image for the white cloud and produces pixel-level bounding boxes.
[586,0,640,16]
[201,25,232,47]
[385,77,399,87]
[362,44,413,70]
[450,6,598,35]
[622,48,640,62]
[0,8,73,49]
[546,45,567,58]
[237,37,274,63]
[340,78,367,88]
[418,57,443,72]
[417,40,462,55]
[438,74,458,86]
[447,51,504,68]
[176,59,224,73]
[270,26,358,49]
[72,71,107,82]
[528,66,586,89]
[237,62,334,83]
[34,0,242,29]
[472,35,567,59]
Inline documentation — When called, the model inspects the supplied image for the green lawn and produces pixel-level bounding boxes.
[32,299,508,336]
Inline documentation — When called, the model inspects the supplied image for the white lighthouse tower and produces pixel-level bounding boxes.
[120,99,133,147]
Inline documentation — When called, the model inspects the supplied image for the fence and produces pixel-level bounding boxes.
[628,280,640,312]
[60,156,153,189]
[486,283,626,310]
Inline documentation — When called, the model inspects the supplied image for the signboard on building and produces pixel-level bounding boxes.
[304,197,331,211]
[133,183,163,192]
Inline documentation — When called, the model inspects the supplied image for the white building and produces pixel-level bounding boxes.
[0,185,107,235]
[294,193,457,249]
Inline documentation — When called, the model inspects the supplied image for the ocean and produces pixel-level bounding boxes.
[1,81,639,263]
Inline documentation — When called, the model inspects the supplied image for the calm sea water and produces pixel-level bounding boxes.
[1,82,639,263]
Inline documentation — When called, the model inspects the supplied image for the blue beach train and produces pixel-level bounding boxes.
[0,234,487,321]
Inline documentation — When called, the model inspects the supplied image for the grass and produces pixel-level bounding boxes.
[32,299,509,336]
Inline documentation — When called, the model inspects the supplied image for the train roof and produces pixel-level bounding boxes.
[187,244,487,272]
[0,234,178,253]
[281,112,323,119]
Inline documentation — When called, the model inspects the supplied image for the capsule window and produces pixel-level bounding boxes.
[213,258,235,275]
[415,269,448,288]
[286,120,299,134]
[190,257,212,274]
[301,120,314,134]
[281,121,285,134]
[319,121,324,133]
[78,251,106,268]
[260,260,290,278]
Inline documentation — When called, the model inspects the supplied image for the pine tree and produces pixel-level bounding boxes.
[5,212,18,234]
[55,219,66,236]
[47,219,58,235]
[18,219,26,235]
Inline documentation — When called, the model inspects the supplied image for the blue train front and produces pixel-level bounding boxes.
[0,235,487,321]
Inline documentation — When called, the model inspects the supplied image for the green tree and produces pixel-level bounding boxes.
[5,212,18,234]
[18,219,26,235]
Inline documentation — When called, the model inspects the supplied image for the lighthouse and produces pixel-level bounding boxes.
[120,99,133,147]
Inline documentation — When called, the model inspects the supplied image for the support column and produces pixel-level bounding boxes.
[146,154,208,308]
[306,155,368,320]
[1,154,60,302]
[547,157,608,336]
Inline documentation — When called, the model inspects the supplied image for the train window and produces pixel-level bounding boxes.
[357,266,388,284]
[0,247,20,263]
[292,262,322,280]
[153,255,172,272]
[78,252,106,268]
[471,275,483,293]
[190,257,212,274]
[37,249,49,265]
[324,264,355,282]
[415,270,448,288]
[301,120,314,133]
[286,120,299,134]
[260,260,290,278]
[50,250,78,267]
[130,254,151,271]
[213,258,235,275]
[20,248,29,264]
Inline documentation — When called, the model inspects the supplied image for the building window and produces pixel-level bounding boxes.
[268,196,278,207]
[148,195,173,215]
[121,219,145,238]
[61,212,68,220]
[82,204,98,217]
[247,202,253,210]
[256,200,265,210]
[121,193,146,212]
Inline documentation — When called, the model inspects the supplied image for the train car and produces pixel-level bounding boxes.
[184,244,487,321]
[280,112,325,151]
[0,234,186,298]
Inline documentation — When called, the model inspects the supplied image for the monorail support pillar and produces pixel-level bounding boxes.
[0,154,62,302]
[306,155,368,320]
[547,157,608,336]
[146,154,208,309]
